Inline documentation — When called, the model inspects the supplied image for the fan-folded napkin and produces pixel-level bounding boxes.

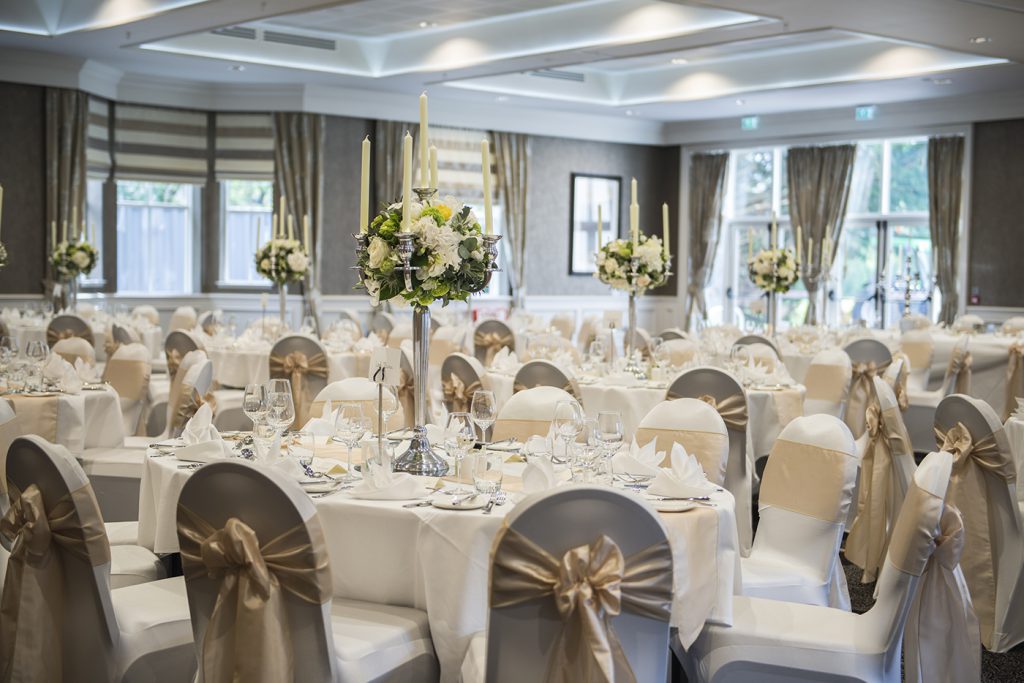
[490,347,520,374]
[647,442,716,498]
[176,403,232,462]
[522,456,558,493]
[349,463,422,500]
[74,357,99,383]
[612,438,663,476]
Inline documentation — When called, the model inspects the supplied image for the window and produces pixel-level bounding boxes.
[466,204,506,297]
[116,181,198,294]
[81,178,105,286]
[220,179,273,286]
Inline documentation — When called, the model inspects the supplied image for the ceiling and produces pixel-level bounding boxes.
[0,0,1022,127]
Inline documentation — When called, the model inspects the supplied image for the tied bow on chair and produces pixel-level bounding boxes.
[491,529,672,683]
[845,361,886,437]
[45,327,77,348]
[696,394,748,432]
[178,508,330,683]
[1,483,110,682]
[172,388,218,433]
[934,422,1015,649]
[475,331,514,366]
[1003,343,1024,421]
[269,351,328,429]
[946,347,973,395]
[103,334,120,359]
[442,374,482,414]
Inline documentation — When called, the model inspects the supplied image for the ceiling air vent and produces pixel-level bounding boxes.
[528,68,585,83]
[263,30,337,51]
[211,26,256,40]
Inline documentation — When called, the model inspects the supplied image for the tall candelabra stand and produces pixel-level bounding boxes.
[901,255,921,318]
[354,187,501,476]
[623,254,672,380]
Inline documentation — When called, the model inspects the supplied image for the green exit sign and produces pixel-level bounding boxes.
[855,105,877,121]
[741,115,759,131]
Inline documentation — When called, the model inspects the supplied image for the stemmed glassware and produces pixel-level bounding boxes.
[444,411,476,493]
[334,402,366,484]
[0,336,16,375]
[370,385,398,437]
[595,411,624,456]
[587,339,606,372]
[470,390,496,443]
[264,378,296,436]
[552,399,583,464]
[25,340,49,391]
[242,383,268,428]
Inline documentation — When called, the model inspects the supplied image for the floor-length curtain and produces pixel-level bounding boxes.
[374,120,417,208]
[685,152,729,329]
[45,88,88,253]
[786,144,857,324]
[492,131,529,308]
[928,136,965,325]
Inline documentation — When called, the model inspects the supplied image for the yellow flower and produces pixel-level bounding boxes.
[436,204,452,221]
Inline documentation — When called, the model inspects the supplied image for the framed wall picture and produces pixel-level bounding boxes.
[569,173,621,275]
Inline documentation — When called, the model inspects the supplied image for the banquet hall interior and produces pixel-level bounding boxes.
[2,0,1024,681]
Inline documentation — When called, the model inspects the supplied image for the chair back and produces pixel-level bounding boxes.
[938,335,972,397]
[168,306,197,332]
[337,309,364,335]
[269,335,330,429]
[46,313,94,348]
[658,327,690,341]
[548,313,576,340]
[3,436,118,681]
[1001,316,1024,335]
[0,399,22,497]
[131,305,160,326]
[873,376,916,500]
[492,387,574,442]
[440,353,486,415]
[803,348,853,418]
[757,415,859,584]
[310,378,405,431]
[111,323,137,346]
[176,460,336,683]
[165,330,203,380]
[387,320,413,349]
[900,329,934,390]
[843,338,894,438]
[474,319,516,366]
[52,336,95,366]
[397,347,416,428]
[484,486,673,683]
[576,315,601,353]
[734,334,781,358]
[635,398,729,484]
[513,360,581,400]
[0,318,8,341]
[197,310,220,336]
[368,310,395,342]
[659,339,700,368]
[170,359,214,436]
[103,343,153,435]
[952,314,984,333]
[734,341,779,370]
[899,314,932,332]
[429,325,466,365]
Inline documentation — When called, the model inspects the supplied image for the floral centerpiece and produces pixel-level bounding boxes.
[747,248,799,293]
[51,240,98,279]
[255,238,309,284]
[0,242,7,271]
[358,195,487,309]
[594,234,670,294]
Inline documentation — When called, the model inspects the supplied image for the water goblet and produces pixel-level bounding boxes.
[25,340,49,390]
[265,378,295,434]
[470,390,496,442]
[333,402,366,484]
[242,383,268,428]
[444,411,475,493]
[552,399,583,464]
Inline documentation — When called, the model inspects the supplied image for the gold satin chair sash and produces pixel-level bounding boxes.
[46,326,94,348]
[934,422,1015,649]
[758,439,858,524]
[804,363,850,403]
[696,394,748,431]
[900,340,933,375]
[5,395,59,443]
[845,360,889,437]
[491,528,672,683]
[0,417,23,495]
[166,347,183,380]
[632,427,728,485]
[1,482,111,682]
[890,352,910,411]
[492,418,551,442]
[886,481,945,578]
[1004,343,1024,421]
[103,333,120,359]
[396,369,415,429]
[475,331,514,366]
[102,359,151,402]
[946,347,972,395]
[269,351,329,429]
[178,506,331,683]
[442,374,483,414]
[171,386,216,433]
[846,404,914,582]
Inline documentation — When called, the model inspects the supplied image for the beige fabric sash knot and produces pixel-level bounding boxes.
[845,360,887,437]
[166,347,183,379]
[946,347,972,395]
[103,332,119,359]
[697,394,748,431]
[442,374,482,414]
[759,439,858,524]
[46,326,94,348]
[1003,343,1024,421]
[178,507,331,683]
[171,387,216,433]
[396,369,415,429]
[0,417,23,496]
[475,331,514,366]
[935,422,1015,649]
[1,482,111,682]
[491,528,672,683]
[847,404,914,582]
[890,352,910,411]
[269,351,329,428]
[632,427,728,484]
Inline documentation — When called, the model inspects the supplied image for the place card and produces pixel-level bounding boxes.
[603,310,622,328]
[369,347,402,385]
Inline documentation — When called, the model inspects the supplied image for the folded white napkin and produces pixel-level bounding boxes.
[522,457,558,493]
[176,404,232,463]
[74,358,99,383]
[647,443,716,498]
[59,364,82,394]
[43,354,71,382]
[490,347,520,374]
[348,463,422,500]
[612,438,663,476]
[353,334,384,354]
[303,402,338,436]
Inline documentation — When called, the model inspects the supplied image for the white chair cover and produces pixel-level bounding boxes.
[1001,316,1024,335]
[168,306,197,332]
[46,313,95,348]
[635,398,729,484]
[492,386,574,442]
[734,334,781,358]
[658,327,690,341]
[164,330,203,381]
[268,335,330,429]
[844,338,894,439]
[549,313,576,340]
[310,378,406,432]
[440,352,485,420]
[102,343,152,436]
[368,310,396,342]
[53,336,96,367]
[660,339,700,367]
[131,305,160,327]
[900,329,934,391]
[803,348,853,418]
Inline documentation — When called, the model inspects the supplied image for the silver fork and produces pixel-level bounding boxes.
[483,491,507,514]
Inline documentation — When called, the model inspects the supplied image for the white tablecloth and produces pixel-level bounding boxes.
[207,346,370,388]
[4,385,123,452]
[1005,416,1024,507]
[137,448,739,682]
[923,333,1015,415]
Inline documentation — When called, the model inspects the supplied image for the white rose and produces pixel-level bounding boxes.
[286,251,308,273]
[367,237,390,268]
[260,258,271,270]
[71,251,90,269]
[470,249,483,261]
[636,274,652,287]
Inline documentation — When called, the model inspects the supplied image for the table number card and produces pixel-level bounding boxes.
[603,310,622,328]
[369,348,402,385]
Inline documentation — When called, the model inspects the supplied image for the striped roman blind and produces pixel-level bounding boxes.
[113,103,209,183]
[86,96,111,177]
[423,126,496,205]
[214,113,274,180]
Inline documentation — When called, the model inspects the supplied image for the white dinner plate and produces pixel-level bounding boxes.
[651,500,699,513]
[301,480,343,494]
[432,494,488,510]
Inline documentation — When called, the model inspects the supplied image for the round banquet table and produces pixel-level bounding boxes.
[206,344,370,388]
[485,371,805,458]
[3,384,124,452]
[137,442,740,682]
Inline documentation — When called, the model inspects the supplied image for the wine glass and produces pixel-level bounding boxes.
[25,340,49,390]
[333,402,366,484]
[242,383,268,428]
[588,339,606,367]
[552,399,583,464]
[470,390,496,442]
[444,412,476,493]
[265,378,295,434]
[596,411,624,456]
[370,385,398,437]
[0,335,16,372]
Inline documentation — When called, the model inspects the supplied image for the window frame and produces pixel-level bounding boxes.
[216,178,275,290]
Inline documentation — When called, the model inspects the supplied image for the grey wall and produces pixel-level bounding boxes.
[525,135,680,297]
[0,82,46,294]
[969,119,1024,308]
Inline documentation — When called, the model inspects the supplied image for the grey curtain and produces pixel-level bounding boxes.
[273,112,325,288]
[928,136,965,325]
[786,143,857,324]
[373,120,417,208]
[45,88,88,252]
[685,152,729,329]
[492,132,529,308]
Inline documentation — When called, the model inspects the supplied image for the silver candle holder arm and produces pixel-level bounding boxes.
[352,233,368,290]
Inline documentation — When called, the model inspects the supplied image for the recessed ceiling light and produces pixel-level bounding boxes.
[735,98,745,106]
[496,95,509,102]
[625,109,635,116]
[230,64,245,71]
[670,58,688,65]
[418,21,437,29]
[969,36,992,44]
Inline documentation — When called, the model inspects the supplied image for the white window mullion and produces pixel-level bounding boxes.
[881,141,892,214]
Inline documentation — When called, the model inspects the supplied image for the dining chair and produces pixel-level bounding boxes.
[512,359,581,400]
[196,310,219,336]
[659,327,691,341]
[1001,316,1024,335]
[898,314,932,333]
[368,310,396,343]
[164,329,203,381]
[0,398,22,588]
[474,319,516,366]
[176,459,437,682]
[676,449,954,682]
[268,334,330,429]
[440,352,486,418]
[660,338,700,367]
[102,342,152,436]
[53,335,96,366]
[548,313,576,340]
[387,319,413,349]
[2,436,193,681]
[734,334,782,358]
[803,348,853,419]
[46,313,95,347]
[309,378,406,431]
[899,329,934,391]
[460,486,674,683]
[131,305,160,327]
[167,305,198,332]
[934,394,1024,652]
[337,308,364,335]
[635,398,729,484]
[843,338,894,439]
[905,336,972,453]
[666,367,752,551]
[492,386,575,442]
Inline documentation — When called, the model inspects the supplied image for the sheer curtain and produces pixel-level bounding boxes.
[45,88,88,247]
[786,144,857,324]
[492,132,529,308]
[685,152,729,329]
[928,136,965,325]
